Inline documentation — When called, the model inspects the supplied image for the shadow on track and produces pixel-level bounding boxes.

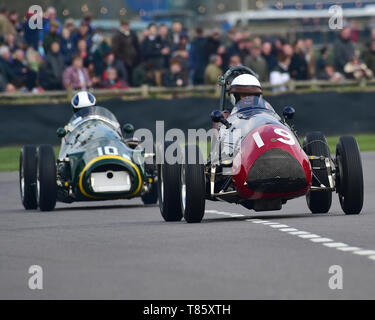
[54,204,155,212]
[201,212,343,224]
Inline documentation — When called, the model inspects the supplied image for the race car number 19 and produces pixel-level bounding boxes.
[253,128,295,148]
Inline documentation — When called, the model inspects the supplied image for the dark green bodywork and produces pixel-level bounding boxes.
[57,107,148,202]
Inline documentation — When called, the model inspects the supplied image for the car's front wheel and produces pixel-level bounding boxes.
[180,145,206,223]
[336,136,364,215]
[37,145,57,212]
[304,132,332,214]
[157,142,183,222]
[19,145,38,210]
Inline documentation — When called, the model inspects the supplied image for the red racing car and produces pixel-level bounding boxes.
[157,66,364,223]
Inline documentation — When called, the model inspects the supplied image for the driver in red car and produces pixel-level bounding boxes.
[228,74,277,116]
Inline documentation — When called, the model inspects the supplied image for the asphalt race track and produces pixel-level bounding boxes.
[0,153,374,300]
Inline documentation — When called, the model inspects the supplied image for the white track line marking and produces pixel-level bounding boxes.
[280,228,298,232]
[353,250,375,256]
[289,231,310,235]
[299,234,321,239]
[310,238,333,243]
[249,220,269,224]
[206,210,375,262]
[269,224,289,228]
[323,243,348,248]
[336,247,361,252]
[205,210,244,218]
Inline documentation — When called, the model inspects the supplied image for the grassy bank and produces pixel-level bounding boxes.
[0,135,374,172]
[0,146,59,172]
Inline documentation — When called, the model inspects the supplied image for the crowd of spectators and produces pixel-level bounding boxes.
[1,6,375,93]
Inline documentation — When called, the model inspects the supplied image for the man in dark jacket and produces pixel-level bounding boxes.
[158,24,172,69]
[23,12,42,51]
[12,49,37,90]
[141,23,163,70]
[39,41,65,90]
[205,30,221,61]
[334,27,355,73]
[162,59,186,87]
[190,27,208,85]
[72,20,93,51]
[43,20,61,55]
[289,40,308,80]
[112,19,140,86]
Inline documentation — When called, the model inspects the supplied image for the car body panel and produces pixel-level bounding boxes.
[57,106,150,202]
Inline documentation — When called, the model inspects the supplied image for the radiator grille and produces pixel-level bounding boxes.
[247,148,307,193]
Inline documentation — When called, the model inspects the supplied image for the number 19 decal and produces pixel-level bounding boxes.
[253,128,295,148]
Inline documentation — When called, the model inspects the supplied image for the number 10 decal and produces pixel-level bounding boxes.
[97,146,119,156]
[253,128,295,148]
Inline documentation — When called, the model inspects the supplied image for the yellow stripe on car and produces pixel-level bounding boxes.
[78,155,142,200]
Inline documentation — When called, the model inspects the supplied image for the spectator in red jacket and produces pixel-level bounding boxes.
[62,55,91,90]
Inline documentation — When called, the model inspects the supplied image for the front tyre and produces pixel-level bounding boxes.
[157,142,183,221]
[303,132,332,214]
[19,145,38,210]
[181,145,206,223]
[336,136,364,215]
[37,145,57,212]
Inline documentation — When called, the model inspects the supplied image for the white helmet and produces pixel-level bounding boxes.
[229,74,262,106]
[71,91,96,113]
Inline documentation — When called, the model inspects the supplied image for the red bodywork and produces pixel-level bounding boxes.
[232,124,312,201]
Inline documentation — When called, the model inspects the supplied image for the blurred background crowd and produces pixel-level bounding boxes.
[2,4,375,93]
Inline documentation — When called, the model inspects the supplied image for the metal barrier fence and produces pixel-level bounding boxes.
[1,79,375,103]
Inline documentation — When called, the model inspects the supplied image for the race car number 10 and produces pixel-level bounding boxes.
[253,128,295,148]
[97,146,119,156]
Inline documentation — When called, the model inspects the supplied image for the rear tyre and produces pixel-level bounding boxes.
[19,145,38,210]
[336,136,364,215]
[37,145,57,212]
[303,132,332,214]
[181,145,206,223]
[157,142,183,222]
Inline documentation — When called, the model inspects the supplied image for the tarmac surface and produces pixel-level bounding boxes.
[0,153,374,299]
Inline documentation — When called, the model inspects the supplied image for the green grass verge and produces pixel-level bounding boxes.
[325,135,375,153]
[0,146,59,172]
[0,135,374,172]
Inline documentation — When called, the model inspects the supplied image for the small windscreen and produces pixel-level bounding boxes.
[231,96,275,115]
[68,106,120,129]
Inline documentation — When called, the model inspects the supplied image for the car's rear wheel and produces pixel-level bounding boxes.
[19,145,38,210]
[336,136,364,215]
[181,145,206,223]
[303,132,332,214]
[157,142,183,222]
[37,145,57,212]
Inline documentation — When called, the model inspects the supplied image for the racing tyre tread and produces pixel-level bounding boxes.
[157,142,183,221]
[336,136,364,215]
[37,145,57,212]
[181,145,206,223]
[19,145,38,210]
